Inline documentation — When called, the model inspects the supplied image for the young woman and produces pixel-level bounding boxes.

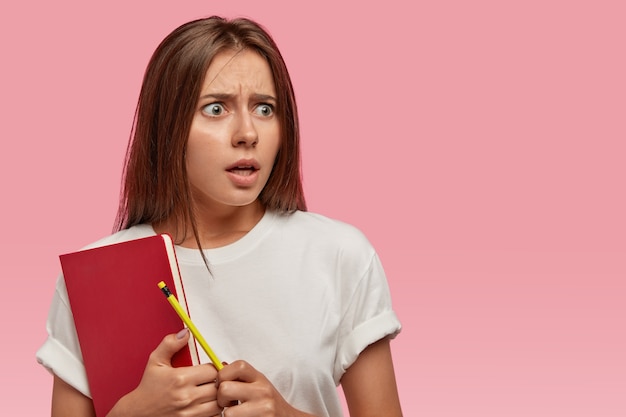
[37,16,403,417]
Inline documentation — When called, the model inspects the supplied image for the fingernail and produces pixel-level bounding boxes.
[176,328,189,339]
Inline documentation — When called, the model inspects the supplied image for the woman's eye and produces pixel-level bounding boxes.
[202,103,225,116]
[255,104,274,117]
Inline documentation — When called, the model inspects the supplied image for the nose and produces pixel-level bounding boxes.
[232,112,258,147]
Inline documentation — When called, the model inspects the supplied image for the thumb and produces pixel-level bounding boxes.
[150,328,190,366]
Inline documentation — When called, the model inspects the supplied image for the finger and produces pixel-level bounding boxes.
[149,328,190,366]
[158,362,220,393]
[216,361,260,406]
[218,395,256,416]
[191,376,220,403]
[164,368,221,407]
[200,401,224,417]
[186,363,220,387]
[217,360,259,384]
[183,383,223,416]
[217,380,251,407]
[185,398,223,417]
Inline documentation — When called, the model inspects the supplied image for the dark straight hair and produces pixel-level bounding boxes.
[115,16,306,245]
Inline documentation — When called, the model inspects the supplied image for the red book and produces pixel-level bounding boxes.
[60,234,199,417]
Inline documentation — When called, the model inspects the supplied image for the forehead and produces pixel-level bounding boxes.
[201,48,276,94]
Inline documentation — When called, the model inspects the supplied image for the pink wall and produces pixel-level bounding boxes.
[1,1,624,415]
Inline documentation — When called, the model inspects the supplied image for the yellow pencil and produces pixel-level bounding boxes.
[157,281,223,370]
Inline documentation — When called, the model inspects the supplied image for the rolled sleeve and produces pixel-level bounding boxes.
[35,275,91,398]
[333,254,402,384]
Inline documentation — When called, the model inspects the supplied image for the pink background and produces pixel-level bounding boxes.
[1,1,625,415]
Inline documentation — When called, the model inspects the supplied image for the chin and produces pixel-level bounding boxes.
[225,194,263,208]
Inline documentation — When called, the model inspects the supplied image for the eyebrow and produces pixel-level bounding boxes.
[199,93,277,102]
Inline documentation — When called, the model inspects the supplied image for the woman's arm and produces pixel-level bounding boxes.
[215,337,402,417]
[52,374,96,417]
[51,330,221,417]
[340,337,403,417]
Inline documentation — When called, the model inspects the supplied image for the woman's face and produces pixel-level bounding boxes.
[186,48,280,213]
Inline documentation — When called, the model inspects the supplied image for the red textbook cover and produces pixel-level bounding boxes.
[60,234,199,417]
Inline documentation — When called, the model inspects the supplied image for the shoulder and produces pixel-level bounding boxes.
[278,210,371,244]
[79,224,156,251]
[273,210,377,266]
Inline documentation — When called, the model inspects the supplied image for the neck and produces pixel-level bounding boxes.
[154,201,265,249]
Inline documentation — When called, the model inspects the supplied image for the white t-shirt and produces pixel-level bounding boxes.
[37,210,401,417]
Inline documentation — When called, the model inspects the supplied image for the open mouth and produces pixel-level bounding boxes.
[227,166,257,176]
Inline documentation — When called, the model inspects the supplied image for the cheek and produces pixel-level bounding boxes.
[184,140,200,173]
[264,141,281,170]
[264,125,281,160]
[185,138,214,180]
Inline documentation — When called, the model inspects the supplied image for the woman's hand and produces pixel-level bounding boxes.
[216,361,316,417]
[108,329,222,417]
